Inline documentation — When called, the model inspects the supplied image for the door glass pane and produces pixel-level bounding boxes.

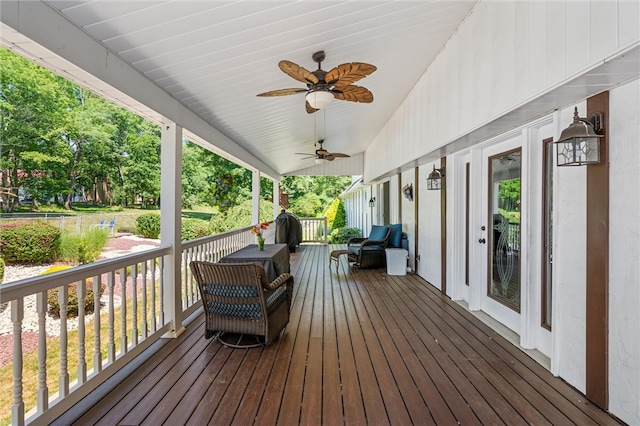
[488,150,521,311]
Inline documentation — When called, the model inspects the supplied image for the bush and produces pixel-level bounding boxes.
[0,221,61,264]
[324,198,346,230]
[329,227,362,244]
[43,265,105,318]
[58,227,109,264]
[0,258,4,283]
[333,200,346,229]
[210,200,274,234]
[181,218,211,241]
[136,213,161,238]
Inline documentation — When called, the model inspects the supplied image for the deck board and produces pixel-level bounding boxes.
[65,244,621,426]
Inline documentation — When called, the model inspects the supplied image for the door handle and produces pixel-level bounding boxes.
[478,238,486,244]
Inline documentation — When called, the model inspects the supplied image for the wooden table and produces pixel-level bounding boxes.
[219,243,290,282]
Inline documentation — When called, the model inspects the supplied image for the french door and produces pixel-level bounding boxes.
[469,138,523,333]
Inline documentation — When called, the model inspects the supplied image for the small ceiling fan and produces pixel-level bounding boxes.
[296,140,350,162]
[257,51,376,113]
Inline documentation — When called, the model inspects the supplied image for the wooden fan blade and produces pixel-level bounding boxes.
[325,155,336,161]
[279,60,319,85]
[329,152,350,158]
[257,88,307,97]
[325,62,376,86]
[305,101,319,114]
[333,85,373,103]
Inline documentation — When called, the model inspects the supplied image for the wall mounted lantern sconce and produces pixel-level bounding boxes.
[368,196,376,208]
[555,106,604,166]
[402,184,413,201]
[426,165,445,190]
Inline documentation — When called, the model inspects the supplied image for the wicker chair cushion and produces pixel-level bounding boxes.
[348,246,385,257]
[204,284,261,317]
[368,225,389,241]
[206,301,262,318]
[204,283,259,298]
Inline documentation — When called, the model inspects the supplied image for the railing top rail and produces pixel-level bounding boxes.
[180,224,262,250]
[0,245,170,303]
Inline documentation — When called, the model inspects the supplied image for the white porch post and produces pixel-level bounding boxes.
[252,169,260,225]
[161,122,185,338]
[273,178,280,219]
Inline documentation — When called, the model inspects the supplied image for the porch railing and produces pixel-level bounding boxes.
[0,218,324,425]
[179,226,262,316]
[299,217,328,244]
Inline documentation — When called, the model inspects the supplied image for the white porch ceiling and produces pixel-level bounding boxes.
[3,1,477,177]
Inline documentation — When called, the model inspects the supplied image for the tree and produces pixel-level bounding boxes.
[59,87,117,209]
[0,48,69,211]
[280,175,351,217]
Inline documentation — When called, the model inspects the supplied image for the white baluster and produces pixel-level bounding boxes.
[159,256,164,327]
[92,275,102,373]
[131,263,138,346]
[150,258,157,331]
[120,268,127,354]
[36,291,48,413]
[77,279,86,384]
[11,299,25,425]
[108,271,115,363]
[141,260,148,338]
[58,285,69,397]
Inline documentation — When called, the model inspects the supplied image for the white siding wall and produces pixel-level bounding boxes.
[364,0,639,182]
[608,79,640,425]
[389,175,401,225]
[400,170,416,270]
[417,162,442,289]
[553,104,589,391]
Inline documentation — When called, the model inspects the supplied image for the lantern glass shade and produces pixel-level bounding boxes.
[555,107,603,166]
[427,167,443,190]
[556,136,601,166]
[306,90,333,109]
[368,197,375,207]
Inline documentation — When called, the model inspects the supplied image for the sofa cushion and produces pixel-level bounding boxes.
[388,224,403,248]
[368,225,388,241]
[348,246,385,257]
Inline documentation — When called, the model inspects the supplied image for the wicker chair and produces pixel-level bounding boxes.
[189,261,293,348]
[347,225,391,268]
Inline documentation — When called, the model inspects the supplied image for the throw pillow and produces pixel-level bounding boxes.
[368,225,388,241]
[388,224,403,248]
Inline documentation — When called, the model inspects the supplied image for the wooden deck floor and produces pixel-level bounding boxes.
[62,245,619,425]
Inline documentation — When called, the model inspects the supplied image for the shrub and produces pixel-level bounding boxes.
[43,265,105,318]
[0,221,61,264]
[324,198,346,230]
[58,227,109,264]
[136,213,161,238]
[324,199,339,229]
[0,258,4,283]
[333,200,346,229]
[210,200,274,234]
[181,218,211,241]
[329,227,362,244]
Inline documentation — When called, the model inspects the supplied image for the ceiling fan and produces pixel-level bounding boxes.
[257,51,376,113]
[296,140,350,162]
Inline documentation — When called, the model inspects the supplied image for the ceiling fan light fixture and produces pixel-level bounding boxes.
[315,158,324,164]
[306,90,333,109]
